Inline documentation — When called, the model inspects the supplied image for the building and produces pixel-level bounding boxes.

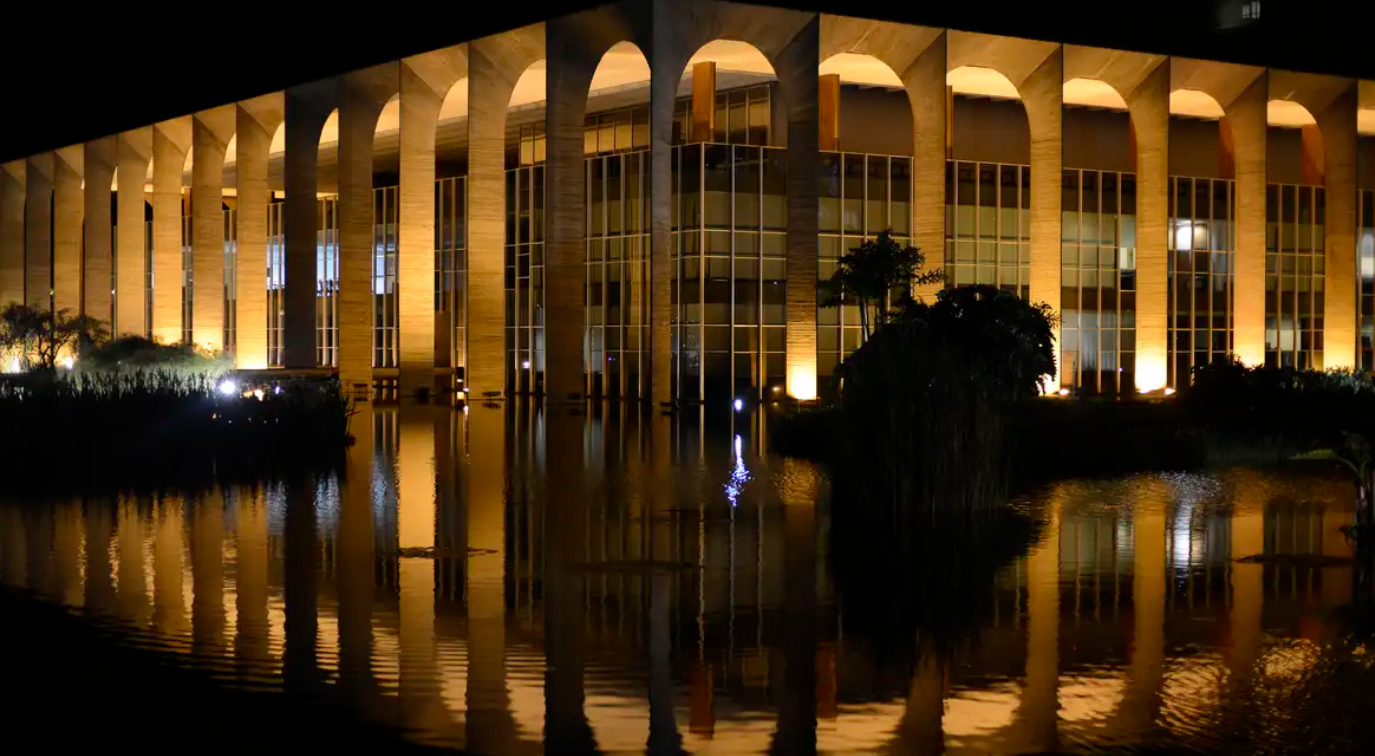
[2,0,1374,404]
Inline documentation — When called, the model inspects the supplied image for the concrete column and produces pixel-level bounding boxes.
[779,18,821,401]
[283,472,321,694]
[545,26,596,402]
[691,61,718,142]
[52,501,85,608]
[773,458,819,754]
[191,107,235,353]
[648,0,686,406]
[151,494,188,637]
[53,148,83,316]
[283,83,336,369]
[398,62,446,399]
[1023,49,1064,393]
[25,154,54,311]
[1318,86,1358,369]
[116,129,152,337]
[904,33,947,302]
[235,96,283,369]
[83,499,117,615]
[895,655,946,752]
[191,491,226,655]
[398,407,446,736]
[338,67,397,393]
[84,138,116,323]
[152,119,190,344]
[1121,489,1166,736]
[235,485,271,674]
[116,496,149,623]
[818,74,840,151]
[1226,74,1269,367]
[338,409,376,703]
[648,572,683,753]
[1011,504,1060,752]
[1130,62,1171,391]
[0,162,24,307]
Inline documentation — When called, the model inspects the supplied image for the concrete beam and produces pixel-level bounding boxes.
[283,81,337,369]
[235,94,285,369]
[53,147,83,317]
[338,65,399,394]
[399,46,467,399]
[152,117,191,344]
[467,24,545,398]
[84,138,116,324]
[191,106,236,353]
[25,154,54,311]
[116,128,152,337]
[0,162,23,308]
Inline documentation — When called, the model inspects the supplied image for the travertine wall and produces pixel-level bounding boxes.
[1129,62,1171,392]
[1022,50,1064,393]
[191,106,235,352]
[1316,86,1358,369]
[83,138,116,323]
[1227,75,1269,367]
[53,147,83,316]
[25,154,53,310]
[151,119,190,344]
[115,128,151,337]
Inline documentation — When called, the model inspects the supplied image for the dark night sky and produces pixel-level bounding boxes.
[0,0,1363,163]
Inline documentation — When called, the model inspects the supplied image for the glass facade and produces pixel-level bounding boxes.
[316,197,340,367]
[1360,189,1374,371]
[1168,177,1234,386]
[224,207,237,354]
[267,200,286,367]
[504,164,545,393]
[1060,169,1136,396]
[945,160,1031,297]
[586,150,649,397]
[1265,184,1324,369]
[373,186,399,369]
[181,210,193,345]
[435,177,467,371]
[818,152,913,383]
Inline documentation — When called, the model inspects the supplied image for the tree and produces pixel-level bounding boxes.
[819,230,944,342]
[0,302,108,372]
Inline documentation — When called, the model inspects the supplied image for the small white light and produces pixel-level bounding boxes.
[1164,387,1176,396]
[60,355,74,370]
[462,405,470,414]
[1057,388,1070,397]
[733,398,744,412]
[522,360,531,370]
[253,389,265,401]
[217,379,238,397]
[273,385,282,395]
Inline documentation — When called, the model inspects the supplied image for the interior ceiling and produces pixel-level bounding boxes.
[187,39,1375,186]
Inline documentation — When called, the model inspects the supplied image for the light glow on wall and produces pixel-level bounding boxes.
[1135,355,1169,394]
[787,366,817,402]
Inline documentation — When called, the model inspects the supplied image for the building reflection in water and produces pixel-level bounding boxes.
[0,405,1363,754]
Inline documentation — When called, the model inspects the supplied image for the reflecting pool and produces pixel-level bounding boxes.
[0,404,1367,754]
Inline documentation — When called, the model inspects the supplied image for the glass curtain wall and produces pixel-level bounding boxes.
[266,200,286,367]
[316,197,340,367]
[817,152,913,385]
[1359,189,1374,370]
[1168,177,1234,386]
[181,208,193,344]
[505,160,545,394]
[144,218,153,339]
[945,160,1031,296]
[1264,184,1324,368]
[224,207,237,355]
[373,186,399,369]
[1060,169,1137,396]
[586,150,649,398]
[435,176,466,372]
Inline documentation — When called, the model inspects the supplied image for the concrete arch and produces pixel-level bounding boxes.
[818,15,945,301]
[191,105,236,352]
[949,30,1063,392]
[1064,45,1170,392]
[397,45,468,397]
[1170,89,1225,119]
[151,116,191,344]
[235,92,284,370]
[467,23,545,400]
[1271,69,1357,368]
[83,137,117,325]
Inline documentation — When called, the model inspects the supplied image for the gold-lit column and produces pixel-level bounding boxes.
[116,128,152,337]
[398,405,446,734]
[282,83,334,369]
[191,106,235,353]
[152,119,190,344]
[1121,485,1166,737]
[896,654,946,753]
[544,22,595,401]
[83,138,116,323]
[1010,499,1061,752]
[151,494,188,637]
[52,500,85,608]
[338,66,398,394]
[116,496,149,624]
[1316,84,1358,369]
[191,490,227,656]
[691,61,717,142]
[818,73,840,152]
[1023,48,1064,394]
[1129,61,1170,392]
[24,154,54,310]
[84,498,117,615]
[235,485,271,673]
[648,571,683,753]
[648,12,685,405]
[781,19,821,401]
[1228,476,1265,681]
[466,404,517,752]
[904,31,948,303]
[773,458,819,754]
[1226,73,1268,367]
[52,148,84,317]
[0,162,23,307]
[235,95,283,369]
[398,53,465,399]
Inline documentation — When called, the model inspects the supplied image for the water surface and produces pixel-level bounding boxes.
[0,404,1365,754]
